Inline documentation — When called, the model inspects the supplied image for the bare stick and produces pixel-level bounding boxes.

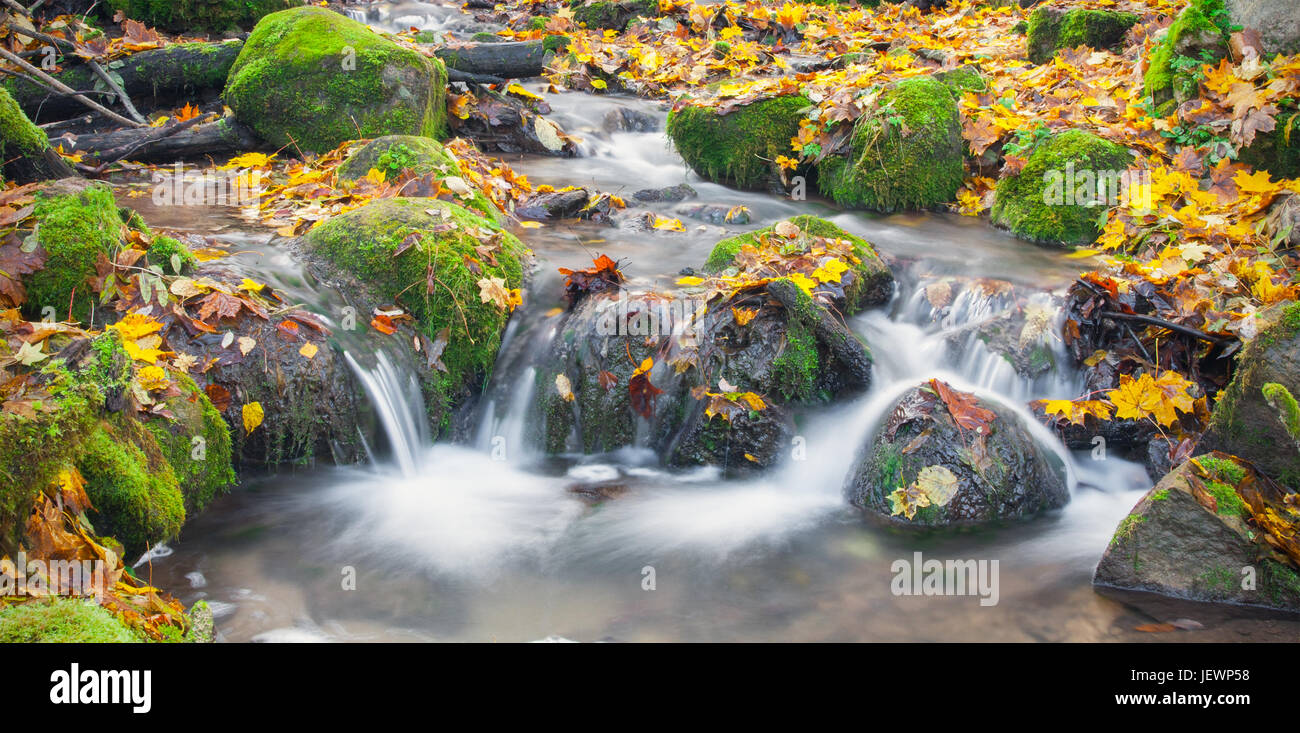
[0,18,147,123]
[0,45,140,127]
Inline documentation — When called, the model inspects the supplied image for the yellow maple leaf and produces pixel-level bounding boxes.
[242,402,264,433]
[812,258,849,284]
[1107,373,1163,423]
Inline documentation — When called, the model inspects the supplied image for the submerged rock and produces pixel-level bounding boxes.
[224,7,448,153]
[990,129,1132,246]
[666,94,810,192]
[1026,5,1139,64]
[816,76,963,213]
[845,380,1068,526]
[1094,455,1300,613]
[1200,303,1300,490]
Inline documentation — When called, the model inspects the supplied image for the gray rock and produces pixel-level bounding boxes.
[1226,0,1300,54]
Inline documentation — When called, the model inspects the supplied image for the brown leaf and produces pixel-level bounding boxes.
[204,383,231,411]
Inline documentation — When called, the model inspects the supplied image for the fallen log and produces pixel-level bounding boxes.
[61,117,266,165]
[4,40,245,123]
[432,40,549,80]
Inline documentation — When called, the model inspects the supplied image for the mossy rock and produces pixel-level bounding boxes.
[0,86,56,183]
[1238,110,1300,181]
[1026,6,1139,64]
[703,215,893,312]
[1094,456,1300,613]
[336,135,502,222]
[989,128,1132,246]
[666,94,810,191]
[1143,0,1230,116]
[106,0,302,32]
[815,76,963,212]
[145,373,235,516]
[0,599,139,643]
[224,7,448,154]
[303,198,526,430]
[77,419,185,559]
[1201,303,1300,490]
[24,182,125,323]
[573,0,657,29]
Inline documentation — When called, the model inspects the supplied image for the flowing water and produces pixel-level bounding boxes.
[114,6,1300,642]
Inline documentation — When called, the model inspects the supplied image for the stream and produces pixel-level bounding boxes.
[110,4,1300,642]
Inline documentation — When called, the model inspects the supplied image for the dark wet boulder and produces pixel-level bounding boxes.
[602,105,661,133]
[633,184,697,203]
[516,187,591,220]
[845,380,1068,526]
[815,76,963,213]
[666,94,810,192]
[1026,5,1139,64]
[990,129,1132,246]
[1094,454,1300,614]
[1200,303,1300,490]
[224,7,448,153]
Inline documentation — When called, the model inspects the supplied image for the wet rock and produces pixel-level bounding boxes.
[1200,303,1300,490]
[679,202,746,225]
[1094,455,1300,613]
[224,7,448,153]
[1226,0,1300,55]
[845,381,1069,526]
[602,106,661,133]
[517,187,591,220]
[572,0,657,30]
[816,76,963,213]
[632,183,697,203]
[449,87,578,156]
[1026,6,1139,65]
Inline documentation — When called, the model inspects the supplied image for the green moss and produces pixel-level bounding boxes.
[144,373,234,515]
[1143,0,1229,116]
[543,34,571,53]
[1262,382,1300,446]
[771,308,819,402]
[224,7,448,154]
[305,198,526,430]
[1151,488,1170,501]
[0,599,139,643]
[24,184,125,323]
[1204,480,1247,517]
[935,67,987,97]
[1261,559,1300,606]
[336,135,502,223]
[1195,564,1238,597]
[145,235,197,274]
[77,420,186,558]
[815,76,963,212]
[1027,7,1139,64]
[1239,111,1300,180]
[105,0,300,32]
[989,129,1131,246]
[1198,454,1247,485]
[573,0,656,29]
[1110,513,1145,547]
[0,87,50,168]
[703,215,891,312]
[666,94,810,190]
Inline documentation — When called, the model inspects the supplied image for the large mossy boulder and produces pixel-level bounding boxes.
[990,129,1132,246]
[0,88,73,184]
[0,598,139,643]
[844,380,1068,526]
[1026,6,1139,64]
[336,135,502,222]
[573,0,658,29]
[1225,0,1300,55]
[815,76,963,213]
[106,0,302,32]
[666,94,810,191]
[1201,303,1300,490]
[224,7,448,154]
[1143,0,1230,117]
[1094,455,1300,613]
[302,198,527,432]
[703,214,893,311]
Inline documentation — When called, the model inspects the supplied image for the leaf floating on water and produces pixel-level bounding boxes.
[1134,623,1179,633]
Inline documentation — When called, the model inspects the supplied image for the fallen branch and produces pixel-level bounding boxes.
[0,45,140,127]
[1099,310,1234,345]
[64,117,266,166]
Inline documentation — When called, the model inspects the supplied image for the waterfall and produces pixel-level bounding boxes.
[344,350,428,477]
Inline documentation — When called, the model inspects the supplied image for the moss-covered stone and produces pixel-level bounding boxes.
[303,198,526,429]
[106,0,302,33]
[336,135,502,222]
[25,183,124,323]
[573,0,657,29]
[815,76,963,212]
[1027,6,1139,64]
[0,598,139,643]
[1144,0,1230,116]
[989,128,1132,246]
[77,418,185,559]
[666,94,810,190]
[145,373,235,516]
[704,215,892,312]
[224,7,448,154]
[0,87,50,165]
[1239,110,1300,180]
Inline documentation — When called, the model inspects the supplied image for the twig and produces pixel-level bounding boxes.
[0,17,147,123]
[0,45,140,127]
[1101,310,1232,345]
